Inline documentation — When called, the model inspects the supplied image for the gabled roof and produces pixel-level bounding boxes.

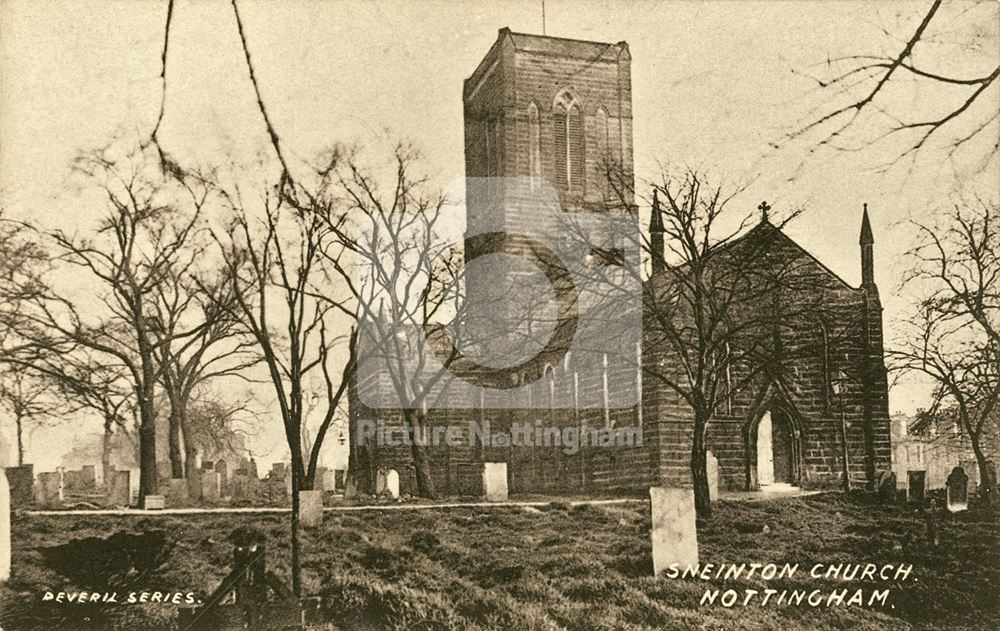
[651,218,857,292]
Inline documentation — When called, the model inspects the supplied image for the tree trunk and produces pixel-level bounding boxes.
[137,386,159,502]
[691,412,711,519]
[405,410,437,499]
[167,408,184,479]
[101,423,113,484]
[15,415,24,467]
[290,465,301,597]
[971,433,993,507]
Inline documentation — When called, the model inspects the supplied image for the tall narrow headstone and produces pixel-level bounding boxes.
[908,470,927,504]
[385,470,400,499]
[107,470,130,507]
[375,469,388,495]
[299,490,323,527]
[1,469,10,583]
[706,451,719,502]
[215,460,229,497]
[482,462,508,501]
[649,487,698,576]
[320,469,336,492]
[946,466,969,513]
[201,471,222,503]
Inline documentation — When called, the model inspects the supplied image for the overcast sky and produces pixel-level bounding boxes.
[1,0,997,469]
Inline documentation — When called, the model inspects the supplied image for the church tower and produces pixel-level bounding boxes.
[463,28,635,246]
[459,28,638,388]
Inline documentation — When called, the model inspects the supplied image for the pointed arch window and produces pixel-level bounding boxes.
[553,90,584,193]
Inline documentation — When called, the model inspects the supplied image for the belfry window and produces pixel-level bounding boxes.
[553,91,584,193]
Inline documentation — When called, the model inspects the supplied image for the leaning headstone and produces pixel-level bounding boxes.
[649,487,698,576]
[946,466,969,513]
[1,469,10,583]
[907,470,927,504]
[384,469,400,499]
[106,470,130,507]
[299,490,323,527]
[482,462,508,502]
[706,451,719,503]
[4,465,34,506]
[35,472,64,508]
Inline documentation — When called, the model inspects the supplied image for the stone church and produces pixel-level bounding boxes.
[349,28,892,496]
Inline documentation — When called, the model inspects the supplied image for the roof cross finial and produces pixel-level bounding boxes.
[758,201,771,223]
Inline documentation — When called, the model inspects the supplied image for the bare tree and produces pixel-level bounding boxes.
[153,260,260,478]
[0,370,60,466]
[209,158,355,596]
[890,196,1000,505]
[321,145,468,500]
[790,0,999,171]
[19,146,210,502]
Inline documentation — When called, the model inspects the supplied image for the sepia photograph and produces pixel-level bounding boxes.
[0,0,998,629]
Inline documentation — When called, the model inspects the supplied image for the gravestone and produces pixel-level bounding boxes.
[946,466,969,513]
[107,470,130,507]
[142,494,165,510]
[270,462,286,479]
[128,469,141,504]
[320,469,336,492]
[187,468,203,502]
[165,478,188,505]
[876,470,897,503]
[482,462,508,502]
[80,465,97,490]
[334,469,345,489]
[649,487,698,576]
[907,470,927,504]
[4,465,34,506]
[706,451,719,502]
[215,461,229,497]
[343,475,358,500]
[247,457,259,479]
[201,471,222,503]
[1,469,10,583]
[384,470,400,499]
[960,459,979,489]
[299,490,323,527]
[62,469,84,492]
[230,475,252,503]
[35,472,64,508]
[375,469,388,495]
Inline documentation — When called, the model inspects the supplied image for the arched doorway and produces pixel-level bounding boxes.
[756,408,796,486]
